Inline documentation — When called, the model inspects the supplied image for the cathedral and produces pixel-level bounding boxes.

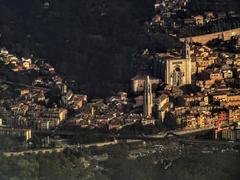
[154,42,192,87]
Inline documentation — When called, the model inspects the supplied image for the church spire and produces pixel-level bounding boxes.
[183,40,191,59]
[184,40,192,84]
[143,76,153,118]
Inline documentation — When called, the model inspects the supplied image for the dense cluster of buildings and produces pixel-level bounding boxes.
[0,49,86,137]
[2,40,240,140]
[66,93,133,130]
[0,47,147,137]
[131,38,240,140]
[0,0,240,142]
[152,0,240,37]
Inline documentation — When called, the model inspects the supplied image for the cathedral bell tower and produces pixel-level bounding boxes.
[143,76,153,118]
[183,40,191,59]
[183,40,192,84]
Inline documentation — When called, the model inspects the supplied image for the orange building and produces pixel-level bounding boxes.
[212,93,227,104]
[209,71,223,81]
[228,109,240,124]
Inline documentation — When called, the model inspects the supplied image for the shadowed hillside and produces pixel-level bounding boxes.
[0,0,178,98]
[187,0,240,14]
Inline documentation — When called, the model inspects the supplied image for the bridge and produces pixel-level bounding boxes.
[32,129,110,139]
[32,126,215,139]
[111,126,216,140]
[3,126,237,157]
[33,130,76,136]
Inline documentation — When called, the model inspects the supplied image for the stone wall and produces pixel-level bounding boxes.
[180,28,240,44]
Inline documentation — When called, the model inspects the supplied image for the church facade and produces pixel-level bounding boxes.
[154,43,192,87]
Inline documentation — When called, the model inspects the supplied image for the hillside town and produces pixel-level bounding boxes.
[0,0,240,144]
[0,1,240,180]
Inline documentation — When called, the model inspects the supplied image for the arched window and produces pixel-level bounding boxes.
[172,65,184,86]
